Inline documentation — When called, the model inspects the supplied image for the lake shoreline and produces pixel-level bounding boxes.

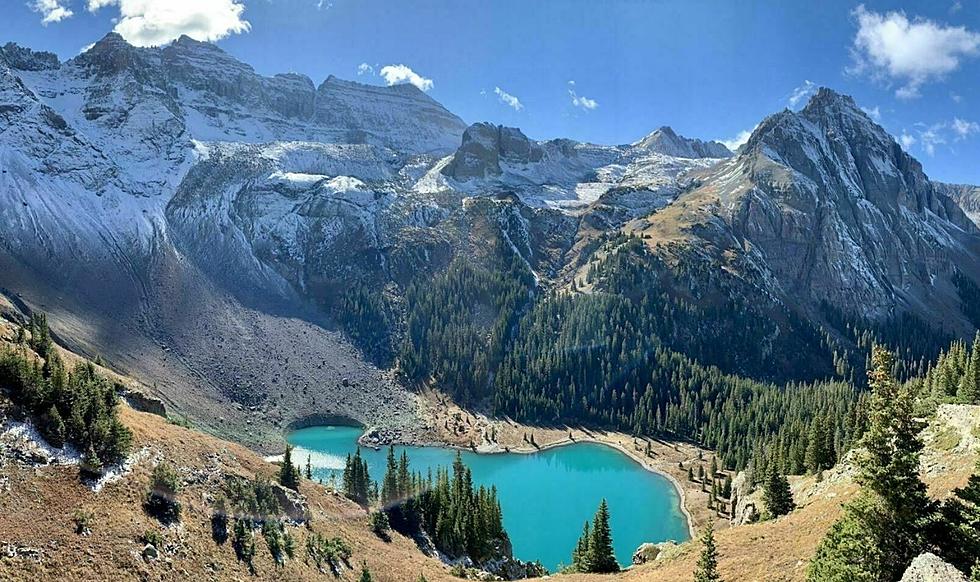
[404,390,731,538]
[372,430,698,540]
[289,423,694,571]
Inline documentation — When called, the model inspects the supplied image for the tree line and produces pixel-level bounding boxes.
[809,346,980,580]
[0,313,132,473]
[343,446,516,567]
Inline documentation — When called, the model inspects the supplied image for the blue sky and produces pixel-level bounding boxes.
[3,0,979,184]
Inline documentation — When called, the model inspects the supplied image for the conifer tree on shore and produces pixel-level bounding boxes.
[571,499,618,573]
[278,445,300,490]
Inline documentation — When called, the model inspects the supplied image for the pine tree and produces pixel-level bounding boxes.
[358,563,373,582]
[572,521,591,571]
[694,524,721,582]
[305,455,313,480]
[279,445,300,490]
[809,346,932,581]
[381,446,398,506]
[805,416,831,474]
[762,468,794,519]
[959,333,980,403]
[343,448,372,506]
[933,458,980,572]
[232,519,256,568]
[587,499,618,573]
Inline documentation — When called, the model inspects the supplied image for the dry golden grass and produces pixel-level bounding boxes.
[0,404,464,582]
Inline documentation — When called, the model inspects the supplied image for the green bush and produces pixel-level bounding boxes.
[370,510,391,540]
[223,476,282,523]
[306,533,351,575]
[232,519,256,567]
[145,462,182,523]
[140,529,164,548]
[72,510,93,535]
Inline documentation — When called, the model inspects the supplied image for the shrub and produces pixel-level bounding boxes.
[232,519,256,568]
[140,529,164,548]
[306,533,351,575]
[145,462,182,523]
[211,496,229,545]
[223,476,282,523]
[73,510,93,535]
[370,511,391,540]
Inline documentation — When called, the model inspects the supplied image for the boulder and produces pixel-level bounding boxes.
[900,553,967,582]
[142,543,159,561]
[632,542,660,565]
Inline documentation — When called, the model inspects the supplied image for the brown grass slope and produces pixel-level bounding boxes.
[0,401,468,582]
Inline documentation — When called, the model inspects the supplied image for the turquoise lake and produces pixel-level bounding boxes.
[288,426,690,572]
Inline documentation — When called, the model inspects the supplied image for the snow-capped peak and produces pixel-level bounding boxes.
[634,125,732,159]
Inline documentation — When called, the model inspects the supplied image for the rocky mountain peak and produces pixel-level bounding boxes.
[441,122,542,180]
[0,42,60,71]
[635,125,731,159]
[800,87,861,115]
[73,32,147,77]
[684,86,978,325]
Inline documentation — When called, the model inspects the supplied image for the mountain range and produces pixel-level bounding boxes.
[3,33,979,447]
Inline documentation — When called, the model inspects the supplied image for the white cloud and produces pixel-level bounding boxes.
[899,131,917,150]
[378,64,433,92]
[900,118,979,156]
[861,105,881,121]
[357,63,374,76]
[788,80,817,108]
[567,82,598,111]
[30,0,73,24]
[850,5,980,99]
[720,125,758,152]
[87,0,251,47]
[494,87,524,111]
[919,123,946,155]
[952,117,979,139]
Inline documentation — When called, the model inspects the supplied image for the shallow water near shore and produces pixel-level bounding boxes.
[288,425,690,572]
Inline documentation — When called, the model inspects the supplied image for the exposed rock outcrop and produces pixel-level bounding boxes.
[941,182,980,228]
[900,553,968,582]
[729,471,760,525]
[632,542,661,565]
[442,123,542,180]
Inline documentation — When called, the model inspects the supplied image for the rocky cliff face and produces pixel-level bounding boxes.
[941,183,980,228]
[442,122,542,180]
[634,88,980,327]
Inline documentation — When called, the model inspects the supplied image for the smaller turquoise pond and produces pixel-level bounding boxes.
[288,426,690,572]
